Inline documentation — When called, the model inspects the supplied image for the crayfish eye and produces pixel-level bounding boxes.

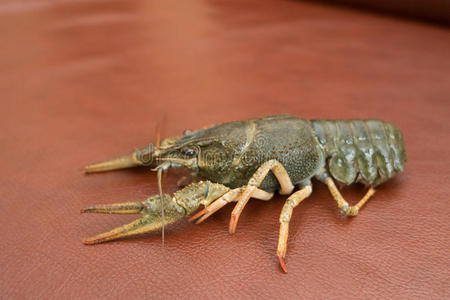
[183,129,192,136]
[183,148,197,157]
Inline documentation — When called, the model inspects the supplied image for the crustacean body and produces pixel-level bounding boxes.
[82,115,406,272]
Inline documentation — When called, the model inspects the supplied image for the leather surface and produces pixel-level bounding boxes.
[312,0,450,24]
[1,0,449,298]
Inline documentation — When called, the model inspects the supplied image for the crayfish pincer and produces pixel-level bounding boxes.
[82,115,406,272]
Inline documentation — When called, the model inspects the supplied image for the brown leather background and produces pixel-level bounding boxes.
[1,0,449,299]
[313,0,450,24]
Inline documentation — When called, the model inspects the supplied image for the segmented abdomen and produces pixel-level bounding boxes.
[311,119,406,186]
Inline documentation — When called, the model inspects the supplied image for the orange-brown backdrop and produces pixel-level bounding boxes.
[1,0,449,298]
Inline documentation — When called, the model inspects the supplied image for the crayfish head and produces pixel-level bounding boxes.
[83,118,243,179]
[154,123,241,182]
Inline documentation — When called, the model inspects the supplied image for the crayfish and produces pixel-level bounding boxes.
[82,115,406,272]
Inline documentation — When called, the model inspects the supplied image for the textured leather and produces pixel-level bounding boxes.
[1,0,449,298]
[314,0,450,24]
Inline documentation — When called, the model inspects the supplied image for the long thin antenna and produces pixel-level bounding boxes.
[154,109,167,248]
[157,166,165,248]
[155,123,161,152]
[154,109,167,152]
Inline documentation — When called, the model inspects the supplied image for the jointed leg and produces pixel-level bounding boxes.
[318,172,375,216]
[230,160,295,233]
[277,184,312,273]
[189,187,273,224]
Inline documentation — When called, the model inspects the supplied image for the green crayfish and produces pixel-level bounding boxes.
[82,115,406,272]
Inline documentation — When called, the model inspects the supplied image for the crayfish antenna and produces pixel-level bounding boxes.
[157,168,165,248]
[154,111,167,249]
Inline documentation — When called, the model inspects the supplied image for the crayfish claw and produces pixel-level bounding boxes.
[81,200,154,245]
[82,181,233,245]
[81,201,145,214]
[81,194,186,244]
[82,216,160,245]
